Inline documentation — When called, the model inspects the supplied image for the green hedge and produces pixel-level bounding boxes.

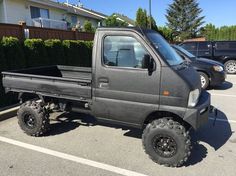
[45,39,66,65]
[0,37,25,107]
[0,37,93,108]
[63,40,93,67]
[1,37,25,70]
[24,39,49,67]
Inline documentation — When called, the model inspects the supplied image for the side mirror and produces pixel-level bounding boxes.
[143,54,155,76]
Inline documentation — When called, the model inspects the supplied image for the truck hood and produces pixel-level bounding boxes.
[176,64,201,91]
[160,64,201,107]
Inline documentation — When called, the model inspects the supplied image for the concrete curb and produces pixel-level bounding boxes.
[0,105,20,122]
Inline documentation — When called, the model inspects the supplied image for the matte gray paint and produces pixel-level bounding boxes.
[2,28,211,130]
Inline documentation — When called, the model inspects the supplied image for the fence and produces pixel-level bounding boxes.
[0,22,95,41]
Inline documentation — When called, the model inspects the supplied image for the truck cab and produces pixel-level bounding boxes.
[2,27,212,167]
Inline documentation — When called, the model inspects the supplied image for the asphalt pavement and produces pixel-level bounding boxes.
[0,75,235,176]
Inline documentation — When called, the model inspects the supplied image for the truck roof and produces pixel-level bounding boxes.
[96,27,153,34]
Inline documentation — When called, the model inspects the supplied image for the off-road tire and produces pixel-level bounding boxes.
[199,72,209,89]
[17,101,50,137]
[142,118,191,167]
[224,60,236,74]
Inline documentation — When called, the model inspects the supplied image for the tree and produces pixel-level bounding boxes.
[83,20,94,32]
[104,15,128,27]
[200,24,236,41]
[148,16,158,31]
[166,0,205,41]
[135,8,148,28]
[135,8,158,30]
[200,23,216,40]
[158,26,173,42]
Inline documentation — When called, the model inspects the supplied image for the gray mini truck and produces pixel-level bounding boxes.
[2,28,212,167]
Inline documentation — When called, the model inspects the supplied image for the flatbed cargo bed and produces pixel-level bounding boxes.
[2,65,92,101]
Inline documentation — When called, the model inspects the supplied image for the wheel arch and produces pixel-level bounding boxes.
[18,92,45,103]
[197,70,211,80]
[142,110,192,130]
[222,57,236,64]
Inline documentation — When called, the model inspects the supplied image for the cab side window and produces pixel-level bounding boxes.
[181,42,197,56]
[103,36,149,68]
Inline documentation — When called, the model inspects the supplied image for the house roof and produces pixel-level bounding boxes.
[28,0,107,20]
[65,3,107,20]
[113,13,135,26]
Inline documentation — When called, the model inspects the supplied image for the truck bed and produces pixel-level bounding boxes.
[2,65,92,101]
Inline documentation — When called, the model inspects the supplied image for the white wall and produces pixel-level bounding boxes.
[2,0,101,28]
[4,0,31,25]
[4,0,66,26]
[0,0,5,23]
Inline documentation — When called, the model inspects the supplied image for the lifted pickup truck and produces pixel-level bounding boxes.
[2,28,212,167]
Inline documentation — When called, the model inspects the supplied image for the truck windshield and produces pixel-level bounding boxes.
[146,32,184,66]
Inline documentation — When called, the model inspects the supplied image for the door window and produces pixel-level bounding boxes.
[103,36,149,68]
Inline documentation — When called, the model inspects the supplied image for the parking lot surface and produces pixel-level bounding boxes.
[0,75,236,176]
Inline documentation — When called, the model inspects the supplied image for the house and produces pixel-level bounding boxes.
[112,13,135,27]
[0,0,107,30]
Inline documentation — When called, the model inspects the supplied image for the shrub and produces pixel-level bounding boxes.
[24,39,48,67]
[1,37,25,70]
[83,20,95,32]
[44,39,65,65]
[83,41,93,66]
[0,37,24,108]
[0,42,6,71]
[63,40,92,67]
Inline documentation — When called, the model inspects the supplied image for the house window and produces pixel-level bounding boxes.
[71,16,78,25]
[30,6,49,19]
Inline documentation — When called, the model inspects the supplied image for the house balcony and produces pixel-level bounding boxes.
[32,18,67,30]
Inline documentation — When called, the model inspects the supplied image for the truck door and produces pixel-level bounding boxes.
[93,31,161,126]
[197,42,212,59]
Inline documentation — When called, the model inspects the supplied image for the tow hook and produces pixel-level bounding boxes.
[210,105,218,126]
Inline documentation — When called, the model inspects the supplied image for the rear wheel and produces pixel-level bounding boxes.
[17,101,50,137]
[199,72,209,89]
[224,60,236,74]
[142,118,191,167]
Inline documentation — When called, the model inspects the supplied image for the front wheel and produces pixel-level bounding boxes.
[142,118,191,167]
[224,60,236,74]
[199,72,209,89]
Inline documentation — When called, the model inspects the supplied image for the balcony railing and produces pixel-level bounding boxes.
[32,18,67,30]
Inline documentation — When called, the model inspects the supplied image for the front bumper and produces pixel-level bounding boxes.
[210,71,226,87]
[184,90,211,130]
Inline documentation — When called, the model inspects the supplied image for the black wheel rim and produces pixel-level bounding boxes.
[23,113,36,129]
[152,134,177,158]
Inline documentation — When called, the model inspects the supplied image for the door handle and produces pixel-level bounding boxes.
[99,82,109,88]
[98,78,109,83]
[98,78,109,88]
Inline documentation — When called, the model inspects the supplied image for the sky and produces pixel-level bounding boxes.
[59,0,236,27]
